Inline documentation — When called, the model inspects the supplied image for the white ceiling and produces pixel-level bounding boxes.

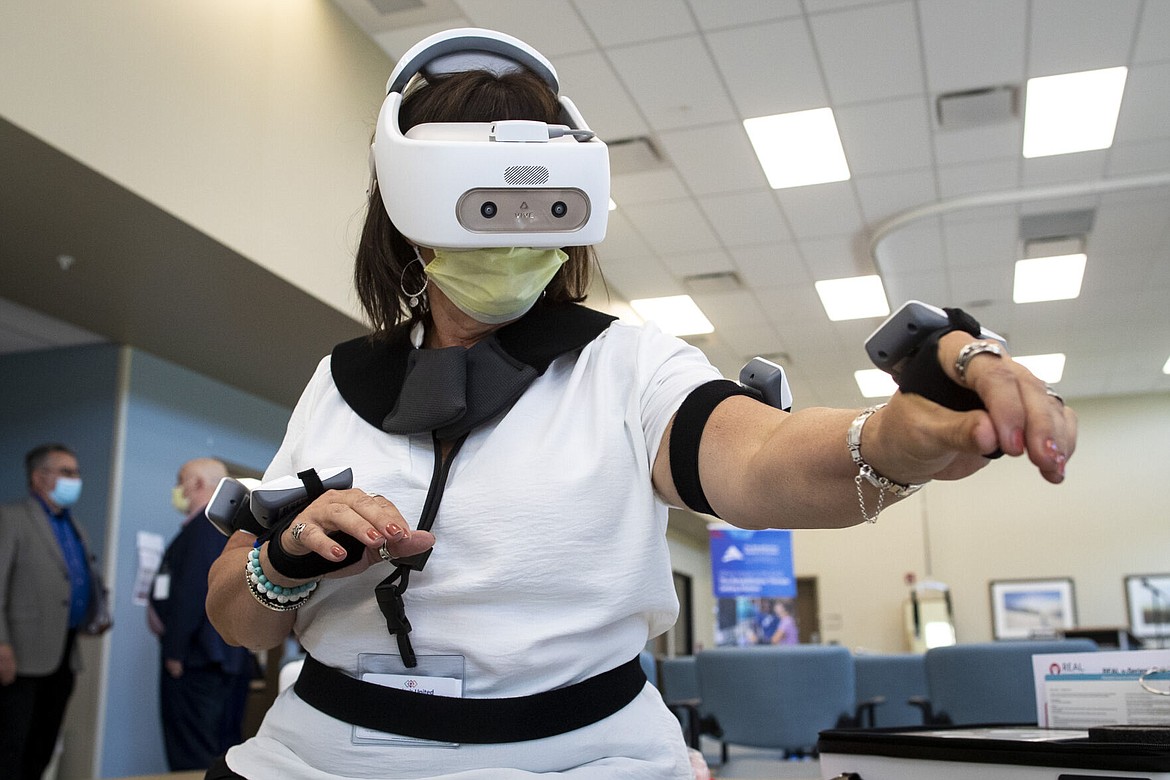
[330,0,1170,409]
[4,0,1168,412]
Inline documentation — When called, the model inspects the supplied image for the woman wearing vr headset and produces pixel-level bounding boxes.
[205,28,1076,780]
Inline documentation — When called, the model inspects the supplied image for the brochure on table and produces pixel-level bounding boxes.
[1032,648,1170,728]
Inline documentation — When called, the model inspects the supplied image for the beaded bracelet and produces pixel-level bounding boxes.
[245,547,318,612]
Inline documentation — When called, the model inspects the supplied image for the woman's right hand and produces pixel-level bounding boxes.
[265,489,435,583]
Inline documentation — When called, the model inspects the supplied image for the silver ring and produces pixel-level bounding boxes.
[1044,385,1065,406]
[378,542,394,562]
[290,522,307,542]
[954,340,1006,383]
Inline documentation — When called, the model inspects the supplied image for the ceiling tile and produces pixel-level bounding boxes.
[1108,140,1170,177]
[836,96,934,176]
[1020,151,1108,187]
[691,289,771,330]
[948,262,1013,308]
[1114,62,1170,145]
[809,2,924,104]
[1091,196,1170,256]
[687,0,803,30]
[453,0,594,56]
[605,35,739,131]
[1028,0,1141,76]
[660,249,734,278]
[657,123,767,195]
[775,182,863,239]
[918,0,1026,93]
[699,190,793,247]
[932,122,1022,167]
[883,268,951,308]
[942,216,1018,268]
[715,321,792,364]
[1134,0,1170,64]
[937,158,1019,199]
[873,217,947,274]
[622,198,722,255]
[705,19,828,117]
[595,250,681,300]
[596,209,654,259]
[554,51,649,140]
[571,0,695,46]
[730,243,810,289]
[611,168,689,205]
[854,169,938,225]
[799,234,872,279]
[373,19,473,61]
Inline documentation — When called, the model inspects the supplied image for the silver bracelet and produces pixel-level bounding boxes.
[847,404,924,523]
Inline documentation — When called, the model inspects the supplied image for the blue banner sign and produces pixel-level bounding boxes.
[709,527,795,598]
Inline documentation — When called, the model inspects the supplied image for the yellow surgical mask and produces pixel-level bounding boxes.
[171,485,190,515]
[422,246,568,324]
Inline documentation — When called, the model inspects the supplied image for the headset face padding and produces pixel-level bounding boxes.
[372,28,609,249]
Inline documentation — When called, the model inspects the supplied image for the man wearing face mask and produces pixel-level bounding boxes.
[149,457,252,772]
[0,443,97,780]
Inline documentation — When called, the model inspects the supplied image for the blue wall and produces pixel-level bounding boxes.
[0,344,121,558]
[101,349,288,778]
[0,344,290,778]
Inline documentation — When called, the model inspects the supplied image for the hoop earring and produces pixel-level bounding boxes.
[402,250,429,309]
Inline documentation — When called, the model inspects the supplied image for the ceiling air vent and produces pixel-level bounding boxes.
[607,136,668,175]
[936,85,1018,130]
[683,271,742,295]
[366,0,424,13]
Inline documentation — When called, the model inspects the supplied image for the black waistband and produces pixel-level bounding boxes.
[294,653,646,744]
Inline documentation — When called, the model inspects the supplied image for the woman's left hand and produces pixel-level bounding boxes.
[865,331,1076,486]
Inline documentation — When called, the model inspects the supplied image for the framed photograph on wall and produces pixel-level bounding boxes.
[1125,574,1170,639]
[989,578,1077,640]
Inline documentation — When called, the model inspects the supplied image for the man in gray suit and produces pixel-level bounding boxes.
[0,443,98,780]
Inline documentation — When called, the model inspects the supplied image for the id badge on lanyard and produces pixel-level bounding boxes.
[351,653,466,748]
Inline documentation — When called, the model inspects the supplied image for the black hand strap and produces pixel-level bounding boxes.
[265,469,367,580]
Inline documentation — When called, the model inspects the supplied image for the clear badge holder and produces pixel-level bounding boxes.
[352,653,465,748]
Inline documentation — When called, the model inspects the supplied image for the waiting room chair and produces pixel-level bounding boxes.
[853,652,928,728]
[914,638,1098,725]
[696,645,858,762]
[659,655,719,749]
[639,649,658,688]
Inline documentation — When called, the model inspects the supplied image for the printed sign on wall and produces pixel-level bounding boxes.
[709,527,795,598]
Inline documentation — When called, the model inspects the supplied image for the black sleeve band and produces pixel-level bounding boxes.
[669,379,754,517]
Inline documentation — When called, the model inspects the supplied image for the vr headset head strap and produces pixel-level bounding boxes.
[386,27,559,96]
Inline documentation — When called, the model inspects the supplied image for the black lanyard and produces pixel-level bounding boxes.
[375,430,468,668]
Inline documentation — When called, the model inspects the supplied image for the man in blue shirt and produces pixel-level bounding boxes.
[0,444,97,780]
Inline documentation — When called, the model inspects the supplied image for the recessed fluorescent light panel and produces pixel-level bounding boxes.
[814,275,890,321]
[608,198,618,211]
[744,107,851,189]
[1022,67,1128,158]
[855,368,899,398]
[1163,354,1170,375]
[1013,253,1086,303]
[628,295,714,336]
[1014,353,1066,384]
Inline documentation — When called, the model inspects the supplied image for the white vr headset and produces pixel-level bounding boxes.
[372,28,610,249]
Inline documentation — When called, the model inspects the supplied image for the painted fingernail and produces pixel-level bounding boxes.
[385,524,404,539]
[1012,429,1025,452]
[366,528,383,542]
[1045,439,1068,476]
[331,545,346,559]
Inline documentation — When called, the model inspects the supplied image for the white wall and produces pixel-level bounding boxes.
[668,392,1170,653]
[0,0,388,321]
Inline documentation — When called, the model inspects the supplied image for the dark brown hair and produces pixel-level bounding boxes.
[355,69,596,336]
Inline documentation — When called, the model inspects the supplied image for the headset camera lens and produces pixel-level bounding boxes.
[480,201,498,219]
[551,201,568,219]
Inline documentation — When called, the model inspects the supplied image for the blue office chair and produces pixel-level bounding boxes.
[853,652,928,728]
[915,639,1098,725]
[696,645,858,762]
[639,649,658,688]
[658,655,711,749]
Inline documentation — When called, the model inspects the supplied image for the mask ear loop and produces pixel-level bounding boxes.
[402,248,430,308]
